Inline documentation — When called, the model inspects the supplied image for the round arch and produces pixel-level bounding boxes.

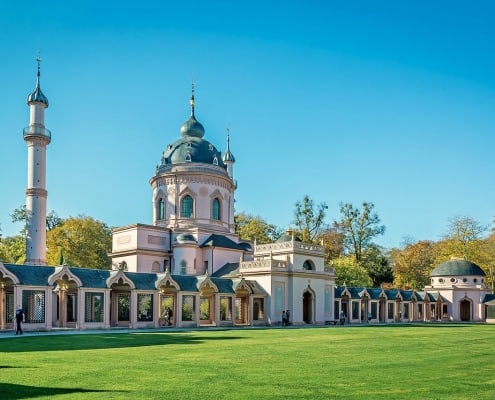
[302,286,316,324]
[460,297,472,321]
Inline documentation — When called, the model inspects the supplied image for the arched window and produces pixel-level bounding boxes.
[302,260,314,270]
[212,198,220,220]
[181,195,193,218]
[158,198,165,220]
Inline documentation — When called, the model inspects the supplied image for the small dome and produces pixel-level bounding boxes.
[27,86,49,106]
[222,148,235,162]
[176,233,197,243]
[27,59,49,107]
[431,259,485,277]
[222,131,235,162]
[180,115,205,138]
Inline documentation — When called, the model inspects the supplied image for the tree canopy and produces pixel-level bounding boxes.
[234,213,282,244]
[46,216,112,269]
[293,195,328,243]
[337,202,385,263]
[332,256,373,287]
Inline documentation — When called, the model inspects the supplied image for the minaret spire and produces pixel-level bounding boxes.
[24,55,51,265]
[190,80,195,117]
[222,126,236,232]
[222,126,236,177]
[36,53,41,84]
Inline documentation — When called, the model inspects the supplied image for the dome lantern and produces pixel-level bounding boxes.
[180,82,205,138]
[26,55,49,107]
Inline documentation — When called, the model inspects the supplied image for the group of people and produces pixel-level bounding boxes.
[282,310,290,327]
[163,307,174,326]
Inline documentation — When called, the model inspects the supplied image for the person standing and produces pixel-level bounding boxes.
[282,310,287,327]
[167,307,173,326]
[15,305,24,335]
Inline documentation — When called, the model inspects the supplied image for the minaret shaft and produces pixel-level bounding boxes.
[24,58,50,266]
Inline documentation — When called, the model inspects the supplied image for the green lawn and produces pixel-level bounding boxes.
[0,324,494,399]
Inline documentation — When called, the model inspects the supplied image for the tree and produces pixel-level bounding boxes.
[390,240,436,289]
[11,205,63,232]
[442,216,487,261]
[360,244,393,287]
[46,216,112,269]
[337,202,385,263]
[10,205,31,238]
[234,213,282,244]
[317,226,345,264]
[46,210,64,231]
[0,235,26,264]
[332,256,373,287]
[293,195,328,243]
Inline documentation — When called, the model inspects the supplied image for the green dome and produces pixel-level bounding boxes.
[27,66,49,106]
[431,259,485,277]
[180,115,205,138]
[155,89,228,173]
[159,136,226,168]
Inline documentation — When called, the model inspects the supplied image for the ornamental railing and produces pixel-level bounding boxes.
[255,240,324,255]
[23,125,51,140]
[240,259,288,270]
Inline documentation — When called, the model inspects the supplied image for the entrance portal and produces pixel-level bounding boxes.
[460,299,471,321]
[303,291,313,324]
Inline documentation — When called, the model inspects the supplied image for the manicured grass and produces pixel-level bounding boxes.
[0,324,494,399]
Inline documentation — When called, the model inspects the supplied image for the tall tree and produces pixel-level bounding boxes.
[10,205,31,238]
[46,216,112,269]
[442,216,487,261]
[360,244,393,287]
[317,225,345,263]
[391,240,436,289]
[46,210,64,231]
[11,205,63,232]
[234,213,282,244]
[332,256,373,287]
[337,202,385,263]
[293,195,328,243]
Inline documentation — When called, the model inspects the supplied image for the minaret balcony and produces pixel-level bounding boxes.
[23,125,51,140]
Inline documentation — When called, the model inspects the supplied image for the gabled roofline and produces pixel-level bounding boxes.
[48,265,83,287]
[0,261,20,285]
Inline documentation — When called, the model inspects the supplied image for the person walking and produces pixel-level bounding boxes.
[15,305,24,335]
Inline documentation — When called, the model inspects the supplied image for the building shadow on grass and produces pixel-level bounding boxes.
[0,382,124,399]
[0,332,243,353]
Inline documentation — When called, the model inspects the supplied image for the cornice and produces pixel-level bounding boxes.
[26,188,47,197]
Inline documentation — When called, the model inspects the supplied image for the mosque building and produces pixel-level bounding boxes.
[0,62,494,332]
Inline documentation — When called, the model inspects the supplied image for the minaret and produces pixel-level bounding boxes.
[222,128,236,231]
[23,56,51,265]
[222,128,235,179]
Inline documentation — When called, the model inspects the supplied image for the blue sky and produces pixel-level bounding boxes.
[1,1,494,249]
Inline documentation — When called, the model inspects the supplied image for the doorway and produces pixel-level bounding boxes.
[303,291,313,324]
[460,299,471,321]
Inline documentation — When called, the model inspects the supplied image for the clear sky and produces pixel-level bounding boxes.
[1,1,494,249]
